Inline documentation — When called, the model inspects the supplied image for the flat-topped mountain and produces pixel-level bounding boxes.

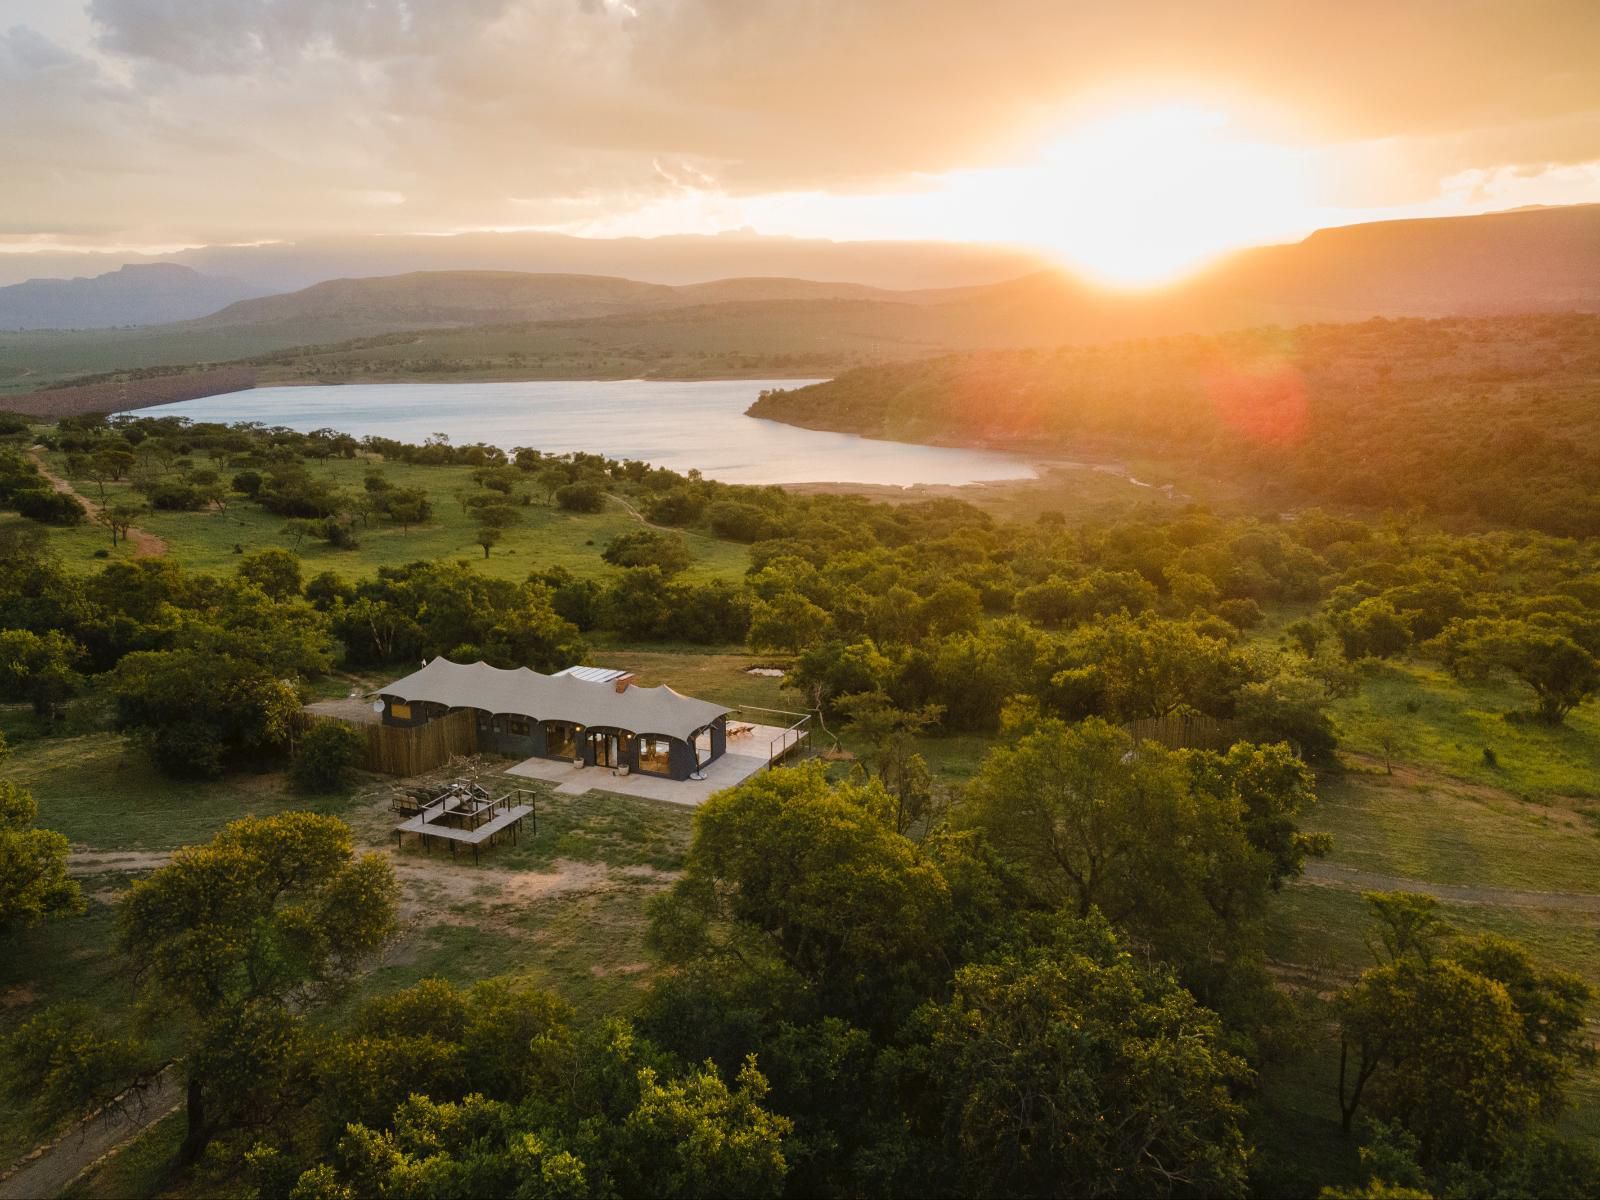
[0,263,266,330]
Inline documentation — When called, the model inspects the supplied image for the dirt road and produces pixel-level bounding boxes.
[1301,860,1600,913]
[0,1069,181,1200]
[27,447,168,558]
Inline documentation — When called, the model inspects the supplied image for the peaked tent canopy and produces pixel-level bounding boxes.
[378,658,730,742]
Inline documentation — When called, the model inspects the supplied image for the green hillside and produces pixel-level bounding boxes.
[749,313,1600,535]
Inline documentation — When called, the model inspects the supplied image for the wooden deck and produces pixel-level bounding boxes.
[393,788,536,863]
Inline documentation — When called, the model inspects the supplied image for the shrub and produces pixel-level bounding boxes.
[14,489,85,526]
[602,529,693,574]
[144,481,208,511]
[555,481,606,513]
[293,722,366,793]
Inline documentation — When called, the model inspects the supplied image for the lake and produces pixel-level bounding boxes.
[129,379,1036,487]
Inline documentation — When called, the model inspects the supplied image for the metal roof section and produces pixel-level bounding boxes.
[379,658,728,742]
[552,665,633,684]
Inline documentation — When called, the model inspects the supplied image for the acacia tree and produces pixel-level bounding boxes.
[896,916,1252,1199]
[1336,893,1593,1169]
[96,498,147,547]
[833,691,944,834]
[0,627,85,718]
[1437,616,1600,724]
[0,735,82,931]
[118,812,398,1163]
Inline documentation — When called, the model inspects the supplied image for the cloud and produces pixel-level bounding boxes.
[0,1,1594,250]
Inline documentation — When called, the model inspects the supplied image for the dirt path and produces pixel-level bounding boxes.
[605,490,681,534]
[27,447,168,558]
[1302,860,1600,913]
[0,1068,181,1200]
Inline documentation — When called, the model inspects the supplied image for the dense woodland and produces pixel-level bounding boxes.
[1,409,1598,1198]
[750,314,1600,536]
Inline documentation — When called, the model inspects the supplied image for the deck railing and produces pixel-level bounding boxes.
[724,704,813,768]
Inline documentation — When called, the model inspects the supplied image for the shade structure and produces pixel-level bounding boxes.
[378,658,729,742]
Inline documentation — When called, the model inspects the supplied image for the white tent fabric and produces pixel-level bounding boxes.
[380,659,729,742]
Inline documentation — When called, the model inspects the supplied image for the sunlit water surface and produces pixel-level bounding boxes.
[131,379,1035,487]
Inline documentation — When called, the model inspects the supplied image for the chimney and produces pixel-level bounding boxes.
[613,672,636,694]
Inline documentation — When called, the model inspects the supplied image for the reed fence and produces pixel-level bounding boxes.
[1124,712,1238,752]
[300,708,478,776]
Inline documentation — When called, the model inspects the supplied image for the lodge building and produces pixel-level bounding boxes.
[378,659,729,782]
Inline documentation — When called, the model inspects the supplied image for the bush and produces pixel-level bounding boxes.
[554,481,606,513]
[14,489,85,526]
[706,500,774,542]
[232,470,264,497]
[144,480,208,511]
[293,722,366,793]
[147,721,227,779]
[602,529,693,574]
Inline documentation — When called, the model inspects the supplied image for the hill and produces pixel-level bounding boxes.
[0,229,1048,292]
[748,312,1600,535]
[3,205,1598,396]
[189,270,685,335]
[0,263,266,330]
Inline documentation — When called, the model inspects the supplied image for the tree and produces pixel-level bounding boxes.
[648,764,965,1030]
[961,717,1189,921]
[833,690,944,833]
[1235,667,1338,760]
[466,495,520,557]
[286,1043,790,1200]
[1438,616,1600,724]
[1052,613,1241,721]
[292,721,366,793]
[962,720,1328,1012]
[384,490,431,532]
[0,627,85,718]
[603,529,693,575]
[474,523,504,559]
[0,734,82,931]
[237,548,303,600]
[555,481,606,512]
[893,916,1251,1198]
[96,498,147,547]
[1336,894,1594,1169]
[118,813,398,1163]
[1331,598,1412,661]
[111,649,302,777]
[748,592,833,654]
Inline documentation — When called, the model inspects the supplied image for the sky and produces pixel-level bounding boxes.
[2,0,1598,285]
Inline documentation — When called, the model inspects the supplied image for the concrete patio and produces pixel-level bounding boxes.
[504,722,795,806]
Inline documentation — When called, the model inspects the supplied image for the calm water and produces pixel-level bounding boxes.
[129,379,1035,487]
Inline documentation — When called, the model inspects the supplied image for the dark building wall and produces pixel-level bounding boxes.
[378,694,732,782]
[475,712,544,759]
[380,696,435,728]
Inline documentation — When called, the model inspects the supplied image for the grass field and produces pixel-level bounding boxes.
[1330,659,1600,801]
[20,452,752,584]
[7,439,1600,1195]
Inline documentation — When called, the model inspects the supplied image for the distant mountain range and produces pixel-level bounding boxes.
[188,271,950,338]
[183,204,1600,348]
[0,205,1596,396]
[0,263,267,330]
[0,231,1048,294]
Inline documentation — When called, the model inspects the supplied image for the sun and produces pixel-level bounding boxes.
[998,106,1317,287]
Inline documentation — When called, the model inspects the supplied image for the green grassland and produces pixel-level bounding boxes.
[9,435,1600,1192]
[0,325,331,396]
[247,300,959,386]
[20,452,753,584]
[1330,659,1600,801]
[0,297,969,397]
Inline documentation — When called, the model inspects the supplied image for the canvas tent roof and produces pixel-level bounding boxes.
[379,658,730,742]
